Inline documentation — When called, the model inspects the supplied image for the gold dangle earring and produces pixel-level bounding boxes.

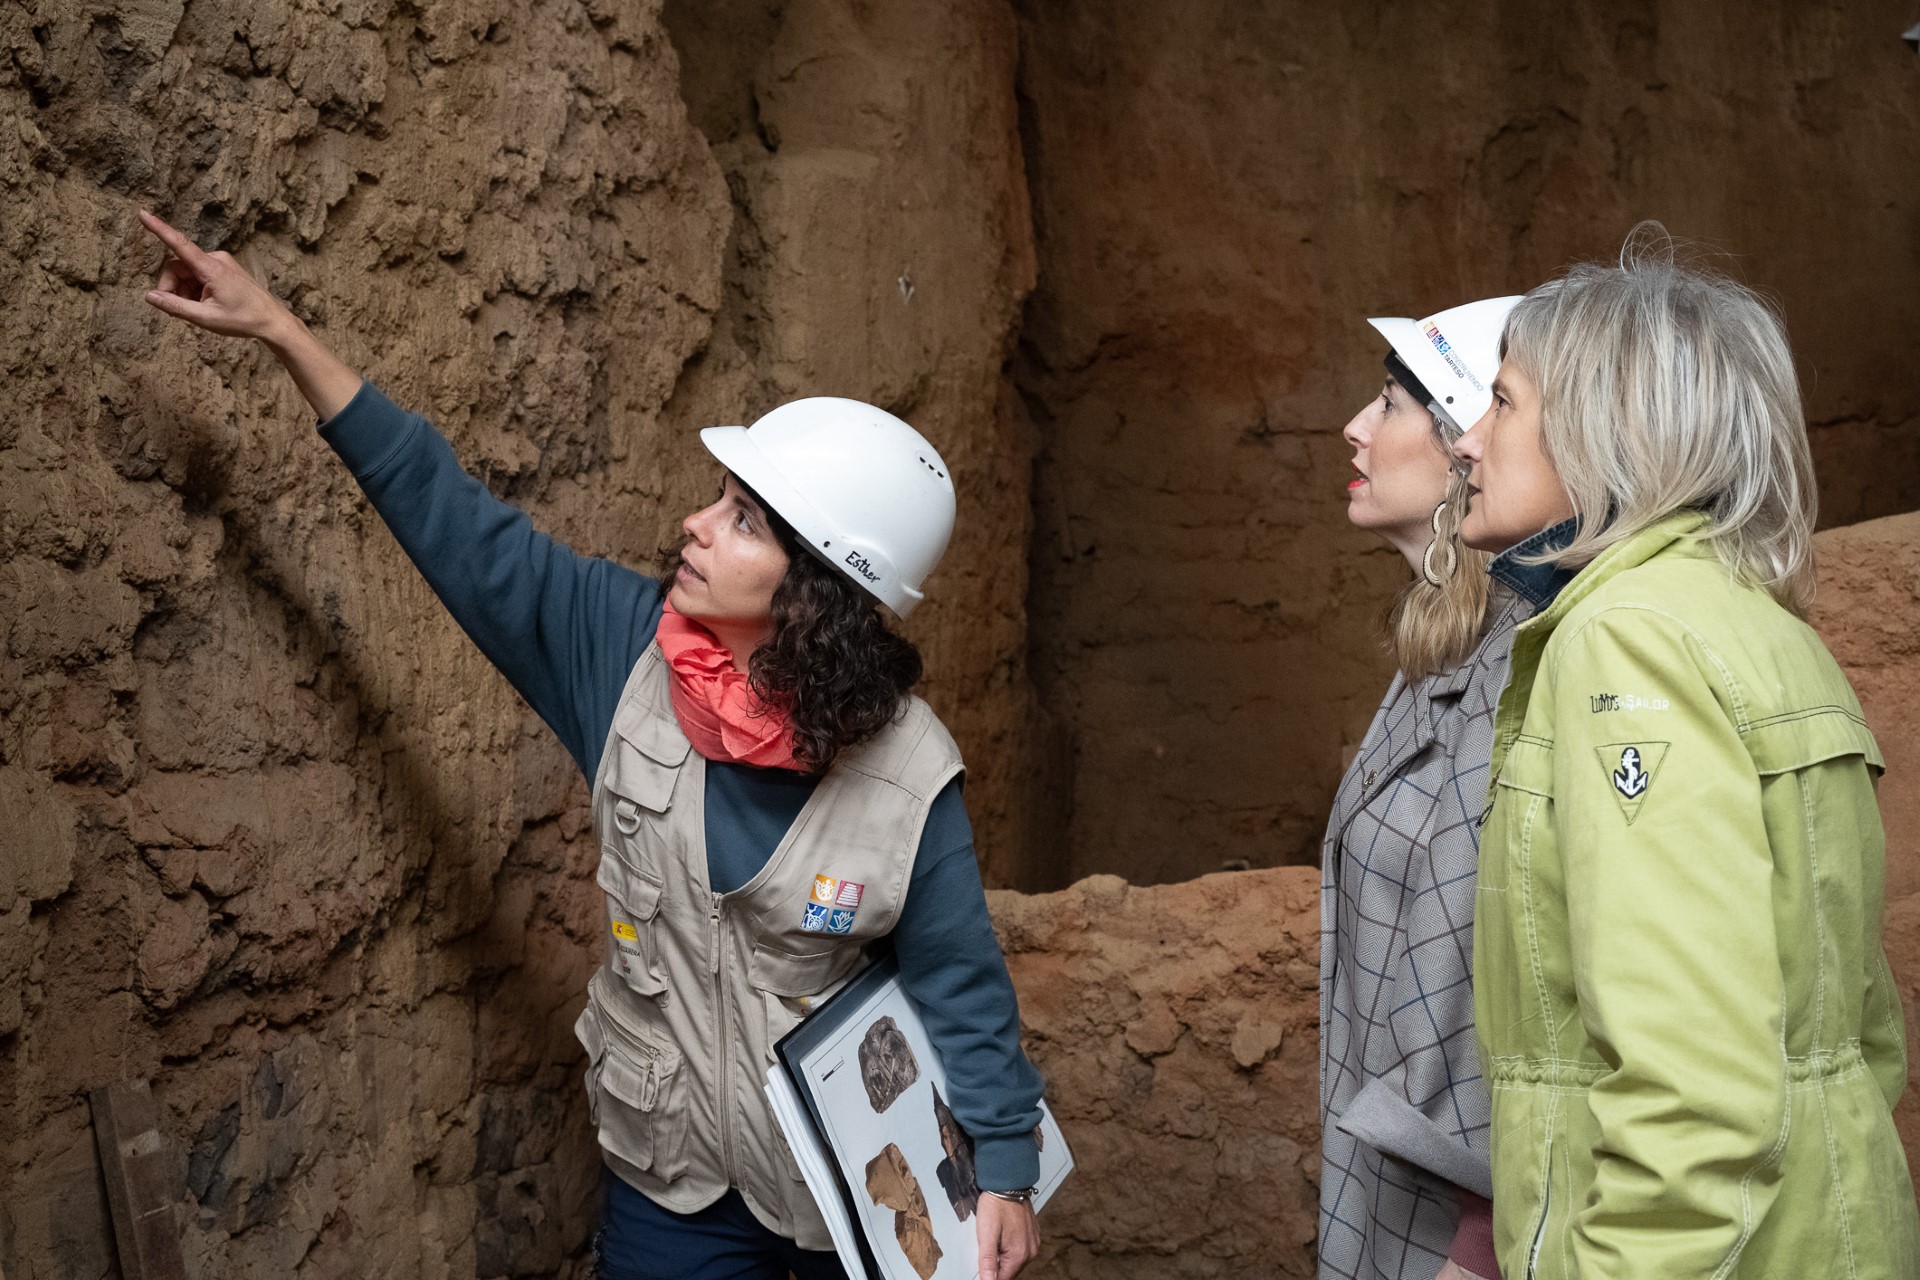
[1422,500,1456,588]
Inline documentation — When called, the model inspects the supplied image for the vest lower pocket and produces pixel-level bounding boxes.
[582,998,689,1183]
[747,941,862,1063]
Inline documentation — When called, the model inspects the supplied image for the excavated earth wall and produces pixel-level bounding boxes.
[1014,0,1920,887]
[1,0,1032,1274]
[3,0,1918,1277]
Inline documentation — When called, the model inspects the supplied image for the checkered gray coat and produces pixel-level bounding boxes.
[1317,588,1530,1280]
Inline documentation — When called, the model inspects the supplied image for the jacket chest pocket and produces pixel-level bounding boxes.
[599,855,668,999]
[747,939,866,1065]
[1483,737,1557,898]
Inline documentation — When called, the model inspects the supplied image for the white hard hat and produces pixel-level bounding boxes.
[1368,295,1524,436]
[700,397,955,618]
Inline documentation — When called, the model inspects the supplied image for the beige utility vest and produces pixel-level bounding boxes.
[572,643,963,1248]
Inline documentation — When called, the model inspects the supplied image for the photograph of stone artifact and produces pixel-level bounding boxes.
[865,1142,943,1280]
[858,1015,921,1113]
[930,1084,980,1221]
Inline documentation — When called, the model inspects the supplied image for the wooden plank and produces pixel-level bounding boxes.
[88,1080,190,1280]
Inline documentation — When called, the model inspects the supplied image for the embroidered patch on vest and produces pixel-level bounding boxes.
[1595,741,1669,825]
[609,919,642,972]
[805,875,864,934]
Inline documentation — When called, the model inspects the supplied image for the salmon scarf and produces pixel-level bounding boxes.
[654,602,801,771]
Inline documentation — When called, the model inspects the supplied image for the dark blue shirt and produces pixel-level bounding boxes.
[319,382,1041,1189]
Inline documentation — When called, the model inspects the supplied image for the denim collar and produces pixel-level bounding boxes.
[1488,518,1580,611]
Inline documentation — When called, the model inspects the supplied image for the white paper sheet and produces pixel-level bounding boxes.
[766,1069,872,1280]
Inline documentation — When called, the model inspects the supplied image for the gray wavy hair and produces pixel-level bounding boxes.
[1503,224,1818,612]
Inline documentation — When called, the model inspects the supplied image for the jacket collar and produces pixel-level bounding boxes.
[1524,510,1713,635]
[1419,586,1527,700]
[1488,510,1713,781]
[1487,519,1580,612]
[1329,587,1529,845]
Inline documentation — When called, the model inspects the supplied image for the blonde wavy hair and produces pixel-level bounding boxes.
[1502,225,1818,613]
[1387,427,1493,683]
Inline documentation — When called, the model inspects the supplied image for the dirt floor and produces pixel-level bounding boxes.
[1,0,1915,1275]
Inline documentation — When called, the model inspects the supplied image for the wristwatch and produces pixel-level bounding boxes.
[981,1186,1036,1205]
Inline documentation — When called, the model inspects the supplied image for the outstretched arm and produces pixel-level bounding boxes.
[138,210,663,778]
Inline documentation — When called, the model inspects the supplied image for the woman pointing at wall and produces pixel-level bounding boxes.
[136,209,1045,1280]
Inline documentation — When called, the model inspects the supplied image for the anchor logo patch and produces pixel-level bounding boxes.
[1595,741,1669,825]
[1614,748,1650,798]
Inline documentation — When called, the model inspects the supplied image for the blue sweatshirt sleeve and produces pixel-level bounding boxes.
[318,381,662,778]
[895,778,1045,1191]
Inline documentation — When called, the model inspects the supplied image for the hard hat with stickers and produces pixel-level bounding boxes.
[1368,295,1524,439]
[700,398,957,619]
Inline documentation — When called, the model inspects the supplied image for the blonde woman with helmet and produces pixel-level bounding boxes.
[1319,293,1524,1280]
[1454,229,1920,1278]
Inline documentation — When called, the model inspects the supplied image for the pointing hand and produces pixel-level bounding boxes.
[135,207,362,420]
[139,209,296,343]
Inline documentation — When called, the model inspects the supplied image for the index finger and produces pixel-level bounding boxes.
[137,209,215,273]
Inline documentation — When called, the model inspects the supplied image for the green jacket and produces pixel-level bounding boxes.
[1474,512,1919,1280]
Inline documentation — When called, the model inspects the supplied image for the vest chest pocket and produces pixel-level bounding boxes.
[598,855,668,999]
[578,998,689,1184]
[606,740,682,816]
[747,940,866,1065]
[603,703,692,837]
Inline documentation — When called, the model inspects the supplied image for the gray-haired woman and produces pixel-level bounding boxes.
[1319,294,1536,1280]
[1455,234,1917,1278]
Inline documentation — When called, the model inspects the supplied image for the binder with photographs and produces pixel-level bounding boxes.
[764,956,1073,1280]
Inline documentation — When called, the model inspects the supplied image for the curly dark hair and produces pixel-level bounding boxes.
[748,497,924,773]
[662,482,924,774]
